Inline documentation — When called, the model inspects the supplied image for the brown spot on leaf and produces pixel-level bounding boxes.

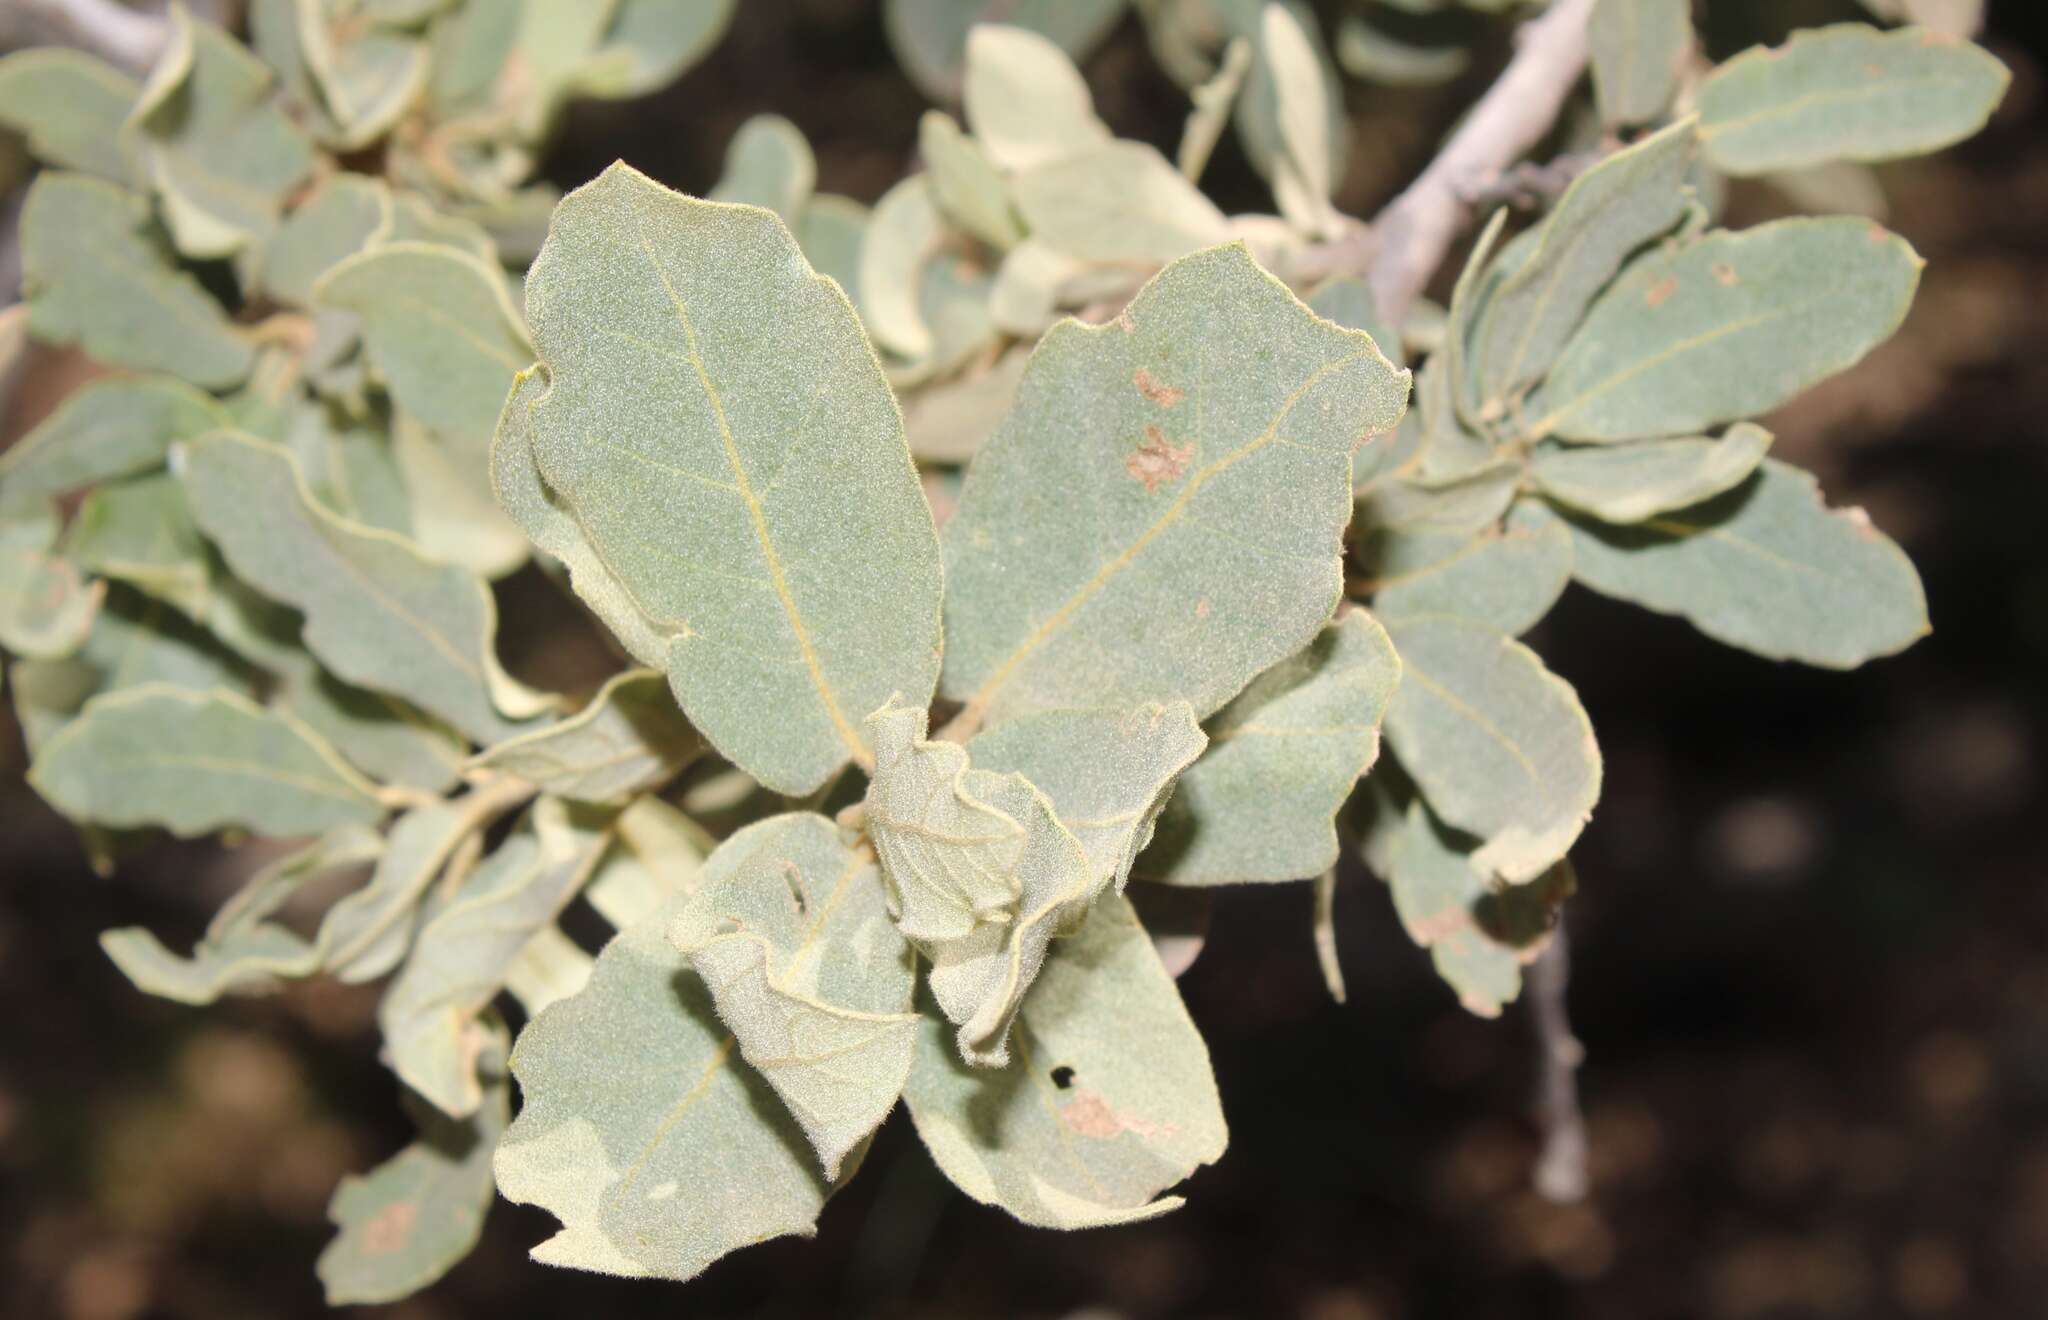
[1868,221,1891,243]
[1864,62,1885,76]
[1713,262,1740,287]
[362,1201,418,1255]
[1126,425,1194,493]
[1133,366,1185,407]
[1062,1088,1167,1140]
[1646,276,1679,308]
[1195,598,1211,619]
[1410,907,1473,945]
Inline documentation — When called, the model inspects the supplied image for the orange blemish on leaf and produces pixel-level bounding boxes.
[1126,425,1194,493]
[1712,263,1739,287]
[1646,276,1679,307]
[1195,598,1211,619]
[1133,366,1185,407]
[362,1201,418,1255]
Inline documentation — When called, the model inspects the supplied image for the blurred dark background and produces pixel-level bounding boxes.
[4,2,2046,1317]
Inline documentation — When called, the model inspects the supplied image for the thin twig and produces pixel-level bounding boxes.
[1528,917,1589,1203]
[1294,0,1597,319]
[5,0,170,72]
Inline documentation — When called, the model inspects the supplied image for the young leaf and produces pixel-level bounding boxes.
[1558,458,1929,668]
[1261,2,1345,239]
[11,582,257,755]
[919,110,1024,249]
[494,815,857,1282]
[99,824,383,1003]
[901,891,1226,1228]
[1529,422,1773,523]
[0,505,103,660]
[668,813,917,1179]
[1141,611,1399,886]
[18,173,253,388]
[860,175,944,361]
[1587,0,1693,128]
[382,799,617,1118]
[318,1016,509,1306]
[1012,142,1231,265]
[469,669,702,805]
[180,430,543,746]
[1381,616,1601,883]
[1354,459,1522,590]
[1179,36,1253,181]
[29,683,385,837]
[962,23,1114,171]
[1698,23,2010,176]
[1370,504,1574,637]
[317,795,497,982]
[943,243,1409,730]
[60,473,208,622]
[1530,218,1922,442]
[1358,776,1575,1016]
[489,368,673,669]
[708,114,816,222]
[315,241,534,441]
[295,0,431,150]
[517,162,944,794]
[257,173,392,307]
[1470,118,1697,410]
[124,4,315,258]
[0,48,140,180]
[966,701,1207,894]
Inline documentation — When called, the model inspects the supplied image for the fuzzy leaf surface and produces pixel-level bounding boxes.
[1587,0,1693,127]
[1699,23,2009,175]
[902,891,1225,1228]
[518,162,943,793]
[19,173,252,388]
[1381,617,1600,883]
[1531,218,1922,442]
[1143,612,1398,885]
[943,243,1408,729]
[1530,423,1773,523]
[1559,458,1929,667]
[0,48,139,179]
[495,815,865,1281]
[29,683,383,837]
[668,814,917,1179]
[180,431,540,746]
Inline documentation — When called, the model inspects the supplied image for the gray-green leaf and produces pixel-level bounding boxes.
[317,1016,509,1305]
[123,5,315,258]
[494,814,859,1281]
[29,683,385,837]
[1381,616,1600,883]
[18,173,253,388]
[179,430,544,746]
[901,891,1226,1228]
[1371,504,1574,636]
[0,48,140,180]
[1471,118,1697,412]
[1530,218,1922,442]
[668,813,917,1179]
[943,242,1409,729]
[383,798,617,1117]
[1587,0,1693,128]
[1558,457,1929,667]
[1142,610,1399,885]
[470,669,701,804]
[315,241,533,441]
[1698,23,2009,176]
[518,162,944,794]
[1530,422,1773,523]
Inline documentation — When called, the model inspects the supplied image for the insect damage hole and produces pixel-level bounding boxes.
[1050,1065,1075,1089]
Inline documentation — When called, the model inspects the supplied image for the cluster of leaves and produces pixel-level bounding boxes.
[0,0,2007,1304]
